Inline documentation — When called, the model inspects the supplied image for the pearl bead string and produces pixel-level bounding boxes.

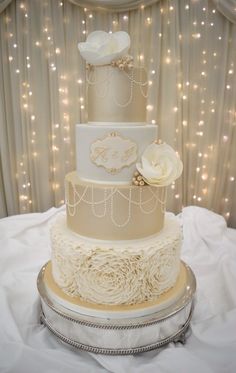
[91,187,107,218]
[86,65,148,108]
[66,180,166,228]
[110,188,132,228]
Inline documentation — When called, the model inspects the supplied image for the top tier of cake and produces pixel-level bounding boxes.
[87,66,147,123]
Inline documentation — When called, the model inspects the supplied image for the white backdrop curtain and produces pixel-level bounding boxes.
[0,0,236,227]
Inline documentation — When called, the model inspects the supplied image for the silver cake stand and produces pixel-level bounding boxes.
[37,261,196,355]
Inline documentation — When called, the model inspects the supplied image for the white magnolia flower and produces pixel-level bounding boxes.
[78,30,130,65]
[136,143,183,187]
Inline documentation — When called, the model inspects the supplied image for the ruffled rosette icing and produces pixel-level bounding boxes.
[51,214,181,305]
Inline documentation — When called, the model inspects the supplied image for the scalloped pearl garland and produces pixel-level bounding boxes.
[86,55,148,107]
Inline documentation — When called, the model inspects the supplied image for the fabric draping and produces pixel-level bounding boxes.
[211,0,236,24]
[0,206,236,372]
[67,0,159,12]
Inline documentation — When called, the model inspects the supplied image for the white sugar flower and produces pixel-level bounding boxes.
[78,30,130,65]
[136,143,183,187]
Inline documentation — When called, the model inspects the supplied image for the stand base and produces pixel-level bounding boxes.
[37,261,196,355]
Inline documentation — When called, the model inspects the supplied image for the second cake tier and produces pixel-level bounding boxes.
[66,172,166,240]
[76,123,157,184]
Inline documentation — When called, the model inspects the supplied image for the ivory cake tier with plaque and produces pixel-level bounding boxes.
[38,30,195,354]
[76,123,157,183]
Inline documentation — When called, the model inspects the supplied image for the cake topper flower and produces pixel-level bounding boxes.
[78,30,130,66]
[136,142,183,187]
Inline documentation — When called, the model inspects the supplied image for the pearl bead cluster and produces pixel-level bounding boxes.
[111,55,134,70]
[132,170,146,186]
[86,55,134,71]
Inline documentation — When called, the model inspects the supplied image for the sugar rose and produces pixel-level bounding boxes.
[78,30,130,65]
[136,143,183,187]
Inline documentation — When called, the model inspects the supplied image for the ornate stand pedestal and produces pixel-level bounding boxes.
[37,261,196,355]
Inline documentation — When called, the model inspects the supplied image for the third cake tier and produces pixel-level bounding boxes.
[66,171,166,240]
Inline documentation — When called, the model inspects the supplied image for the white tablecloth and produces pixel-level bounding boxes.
[0,206,236,373]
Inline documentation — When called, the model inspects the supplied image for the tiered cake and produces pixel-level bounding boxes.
[38,32,195,353]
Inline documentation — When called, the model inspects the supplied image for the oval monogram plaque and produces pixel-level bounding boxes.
[90,132,138,174]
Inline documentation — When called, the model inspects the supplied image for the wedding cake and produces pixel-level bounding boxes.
[46,31,186,318]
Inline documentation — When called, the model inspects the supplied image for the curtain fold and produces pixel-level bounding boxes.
[67,0,159,12]
[0,0,12,13]
[212,0,236,24]
[0,0,236,227]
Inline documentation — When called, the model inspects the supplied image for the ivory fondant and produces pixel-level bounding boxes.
[76,123,157,184]
[87,66,147,122]
[51,213,182,305]
[65,172,166,240]
[44,261,187,318]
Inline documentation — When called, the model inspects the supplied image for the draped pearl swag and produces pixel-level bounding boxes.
[0,0,236,227]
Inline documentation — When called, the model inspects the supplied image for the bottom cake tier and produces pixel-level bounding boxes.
[37,260,196,354]
[50,213,182,306]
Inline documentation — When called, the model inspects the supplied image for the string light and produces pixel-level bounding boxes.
[201,173,208,181]
[146,105,153,112]
[192,33,201,39]
[2,0,234,218]
[223,135,228,142]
